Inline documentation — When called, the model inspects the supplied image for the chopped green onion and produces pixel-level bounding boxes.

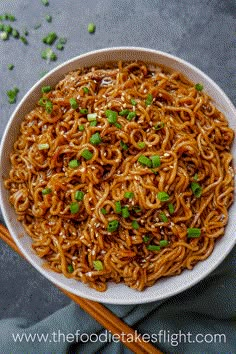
[159,240,169,247]
[133,206,142,213]
[0,32,8,41]
[187,228,201,238]
[87,113,97,121]
[3,24,12,33]
[168,203,175,214]
[193,173,198,181]
[90,132,102,145]
[12,29,19,38]
[45,14,52,22]
[157,191,170,202]
[93,260,103,271]
[107,220,119,232]
[70,98,78,110]
[58,37,67,44]
[147,245,161,251]
[56,43,64,50]
[154,122,165,130]
[5,13,15,21]
[120,141,128,150]
[137,142,146,149]
[100,208,107,215]
[143,235,150,243]
[81,149,93,160]
[43,32,57,45]
[41,86,51,93]
[79,124,85,131]
[42,188,52,195]
[145,93,153,106]
[126,111,136,121]
[75,190,84,201]
[83,87,89,94]
[195,83,203,91]
[7,64,14,70]
[150,155,161,168]
[39,97,48,106]
[42,0,49,5]
[122,206,130,218]
[41,48,57,61]
[23,29,29,36]
[34,23,41,30]
[119,109,130,116]
[159,212,168,223]
[87,22,96,33]
[138,155,152,168]
[124,192,134,199]
[191,182,202,198]
[67,264,74,273]
[0,23,4,31]
[132,220,139,230]
[114,122,122,129]
[80,108,88,114]
[7,87,19,104]
[130,98,137,106]
[70,202,79,214]
[90,120,97,127]
[45,100,53,113]
[105,109,117,124]
[115,201,122,213]
[69,159,80,168]
[20,36,28,45]
[38,143,49,150]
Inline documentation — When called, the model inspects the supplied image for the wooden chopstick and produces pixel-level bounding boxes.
[0,224,163,354]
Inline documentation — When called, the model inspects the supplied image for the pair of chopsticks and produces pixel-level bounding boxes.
[0,224,163,354]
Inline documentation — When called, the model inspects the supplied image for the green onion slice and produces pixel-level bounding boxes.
[105,109,117,124]
[124,192,134,199]
[157,191,170,202]
[115,201,122,213]
[100,207,107,215]
[81,149,93,160]
[67,264,74,273]
[87,113,97,121]
[75,190,84,201]
[70,202,79,214]
[154,122,165,130]
[42,188,52,195]
[70,98,78,110]
[191,182,202,198]
[143,235,150,243]
[126,111,136,121]
[195,83,203,91]
[130,98,137,106]
[150,155,161,168]
[138,155,152,168]
[80,108,88,114]
[107,220,119,232]
[145,93,153,106]
[90,132,102,145]
[132,220,139,230]
[122,206,130,218]
[187,228,201,238]
[38,143,49,150]
[147,245,161,251]
[87,22,96,33]
[168,203,175,214]
[119,109,130,116]
[159,240,169,247]
[120,141,128,150]
[137,142,146,149]
[93,260,103,271]
[41,85,51,93]
[159,212,168,223]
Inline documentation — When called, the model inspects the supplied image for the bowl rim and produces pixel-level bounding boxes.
[0,46,235,304]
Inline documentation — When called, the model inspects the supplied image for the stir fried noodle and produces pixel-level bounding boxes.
[5,61,234,291]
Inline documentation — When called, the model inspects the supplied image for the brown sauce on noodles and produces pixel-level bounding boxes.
[4,61,234,291]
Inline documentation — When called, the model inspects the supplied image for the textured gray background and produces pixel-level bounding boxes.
[0,0,235,323]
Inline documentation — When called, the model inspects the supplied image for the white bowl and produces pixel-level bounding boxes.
[0,47,235,304]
